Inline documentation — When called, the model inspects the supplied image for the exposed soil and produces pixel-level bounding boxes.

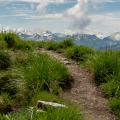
[40,49,118,120]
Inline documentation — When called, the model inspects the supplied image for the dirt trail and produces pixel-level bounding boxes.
[40,49,117,120]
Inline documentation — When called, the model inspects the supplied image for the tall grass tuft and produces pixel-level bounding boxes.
[24,53,72,95]
[65,46,94,62]
[59,39,74,48]
[94,51,120,84]
[44,39,74,52]
[0,51,11,70]
[0,34,7,49]
[4,33,20,49]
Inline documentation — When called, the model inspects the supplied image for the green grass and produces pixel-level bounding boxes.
[0,92,14,114]
[0,40,7,49]
[0,106,82,120]
[4,33,21,49]
[15,40,33,51]
[0,35,78,120]
[30,91,64,106]
[0,91,82,120]
[0,51,11,70]
[65,46,95,62]
[43,39,74,53]
[2,32,120,119]
[93,51,120,84]
[23,53,73,95]
[88,51,120,118]
[108,97,120,117]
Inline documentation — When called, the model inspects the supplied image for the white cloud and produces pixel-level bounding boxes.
[64,0,91,31]
[0,0,67,14]
[0,0,120,34]
[87,13,120,35]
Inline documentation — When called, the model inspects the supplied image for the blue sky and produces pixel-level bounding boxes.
[0,0,120,35]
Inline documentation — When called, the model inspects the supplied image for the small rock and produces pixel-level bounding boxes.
[37,100,66,109]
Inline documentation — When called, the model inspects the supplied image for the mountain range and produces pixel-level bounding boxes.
[16,31,120,50]
[1,29,120,50]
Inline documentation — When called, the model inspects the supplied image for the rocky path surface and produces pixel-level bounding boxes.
[40,49,117,120]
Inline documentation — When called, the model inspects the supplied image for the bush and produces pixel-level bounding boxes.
[4,33,20,48]
[0,51,11,70]
[65,46,94,62]
[94,51,120,84]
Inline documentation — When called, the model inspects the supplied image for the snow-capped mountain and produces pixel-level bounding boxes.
[1,28,120,50]
[17,31,68,41]
[16,31,120,50]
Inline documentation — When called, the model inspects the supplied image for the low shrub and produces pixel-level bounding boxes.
[0,51,11,70]
[4,33,20,48]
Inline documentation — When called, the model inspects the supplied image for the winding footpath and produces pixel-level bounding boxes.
[40,49,118,120]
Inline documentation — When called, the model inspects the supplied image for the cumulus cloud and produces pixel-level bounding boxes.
[0,0,66,13]
[64,0,91,31]
[34,0,65,13]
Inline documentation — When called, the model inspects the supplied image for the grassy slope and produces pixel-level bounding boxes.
[0,33,82,120]
[1,32,120,119]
